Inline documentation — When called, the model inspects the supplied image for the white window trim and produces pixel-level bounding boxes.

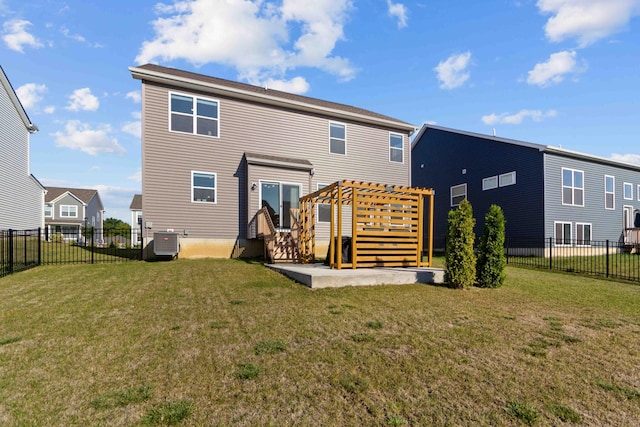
[604,175,615,210]
[623,182,633,200]
[499,171,516,187]
[328,121,347,156]
[389,132,404,164]
[450,183,467,207]
[44,203,53,218]
[554,221,572,247]
[637,184,640,201]
[60,205,78,218]
[561,167,584,207]
[168,92,220,138]
[575,222,592,247]
[191,170,217,204]
[482,176,498,191]
[316,183,331,224]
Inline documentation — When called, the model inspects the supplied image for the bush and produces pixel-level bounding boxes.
[445,199,476,288]
[476,204,506,288]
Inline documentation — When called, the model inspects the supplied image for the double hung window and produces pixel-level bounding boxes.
[604,175,615,210]
[192,171,216,203]
[561,168,584,206]
[389,133,404,163]
[329,122,346,155]
[170,93,219,137]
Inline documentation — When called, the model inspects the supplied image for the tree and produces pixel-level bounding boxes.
[476,205,506,288]
[103,217,131,236]
[445,199,476,289]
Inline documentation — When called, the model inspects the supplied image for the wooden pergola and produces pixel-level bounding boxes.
[298,180,434,269]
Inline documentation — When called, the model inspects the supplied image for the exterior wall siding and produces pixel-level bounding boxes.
[0,79,43,231]
[543,153,640,243]
[141,81,411,256]
[411,127,545,249]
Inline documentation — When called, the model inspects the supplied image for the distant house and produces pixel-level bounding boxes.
[130,64,416,259]
[44,187,105,243]
[129,194,142,244]
[0,65,46,230]
[411,124,640,251]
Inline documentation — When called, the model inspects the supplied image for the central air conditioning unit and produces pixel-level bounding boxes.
[153,231,180,257]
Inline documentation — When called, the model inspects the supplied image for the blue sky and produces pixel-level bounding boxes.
[2,0,639,223]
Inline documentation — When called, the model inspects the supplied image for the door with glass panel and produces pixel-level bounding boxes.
[260,181,301,230]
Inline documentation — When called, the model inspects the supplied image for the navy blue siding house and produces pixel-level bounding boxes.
[411,125,640,251]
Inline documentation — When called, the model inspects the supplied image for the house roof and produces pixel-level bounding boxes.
[45,187,99,204]
[0,65,38,133]
[129,64,417,133]
[129,194,142,210]
[412,124,640,172]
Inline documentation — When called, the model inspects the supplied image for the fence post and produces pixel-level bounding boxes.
[8,229,14,274]
[38,228,42,266]
[606,240,609,278]
[549,237,552,270]
[140,230,144,260]
[91,227,95,264]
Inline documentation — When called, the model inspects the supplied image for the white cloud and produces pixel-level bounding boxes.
[126,90,141,103]
[537,0,640,47]
[482,109,558,125]
[527,50,585,86]
[60,26,85,42]
[52,120,126,155]
[128,169,142,183]
[611,153,640,165]
[43,105,55,114]
[135,0,356,85]
[263,76,310,94]
[387,0,408,29]
[66,88,100,111]
[2,19,43,52]
[15,83,46,109]
[434,52,472,89]
[121,120,141,138]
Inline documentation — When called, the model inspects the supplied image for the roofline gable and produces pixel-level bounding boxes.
[129,65,417,133]
[48,191,87,206]
[411,124,640,172]
[0,65,38,133]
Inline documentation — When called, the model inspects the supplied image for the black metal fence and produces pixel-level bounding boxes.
[505,237,640,283]
[1,228,143,278]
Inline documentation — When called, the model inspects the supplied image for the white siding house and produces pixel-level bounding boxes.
[0,65,46,231]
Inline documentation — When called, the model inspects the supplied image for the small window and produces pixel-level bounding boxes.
[554,221,572,246]
[562,168,584,206]
[170,93,219,137]
[637,184,640,201]
[60,205,78,218]
[450,183,467,207]
[605,175,615,210]
[44,203,53,217]
[329,122,346,155]
[623,182,633,200]
[499,171,516,187]
[192,171,216,203]
[317,183,331,223]
[482,176,498,191]
[389,133,404,163]
[576,223,592,246]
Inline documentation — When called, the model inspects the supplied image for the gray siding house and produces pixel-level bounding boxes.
[44,187,105,243]
[130,64,416,259]
[411,125,640,250]
[0,65,46,230]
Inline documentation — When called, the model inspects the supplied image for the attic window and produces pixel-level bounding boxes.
[170,93,219,137]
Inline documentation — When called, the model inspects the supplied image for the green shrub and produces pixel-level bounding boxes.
[445,199,476,288]
[505,401,539,425]
[476,204,506,288]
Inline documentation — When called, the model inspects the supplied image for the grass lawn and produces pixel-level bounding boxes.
[1,260,639,426]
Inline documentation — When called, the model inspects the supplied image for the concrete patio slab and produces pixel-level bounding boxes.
[266,263,445,289]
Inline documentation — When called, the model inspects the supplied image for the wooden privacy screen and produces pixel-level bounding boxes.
[298,180,435,269]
